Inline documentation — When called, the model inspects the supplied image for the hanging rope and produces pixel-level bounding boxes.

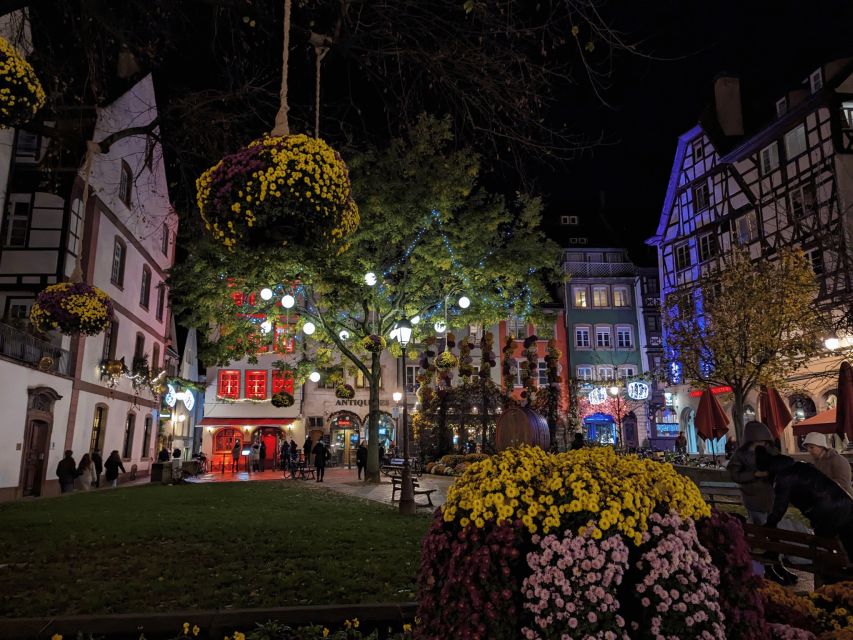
[70,140,101,284]
[271,0,292,137]
[314,45,329,139]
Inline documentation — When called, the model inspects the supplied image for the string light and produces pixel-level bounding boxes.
[458,296,470,309]
[282,294,295,308]
[260,288,273,301]
[309,371,321,382]
[365,272,377,286]
[303,322,316,335]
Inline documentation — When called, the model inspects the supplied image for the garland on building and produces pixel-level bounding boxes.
[0,37,45,127]
[30,282,114,336]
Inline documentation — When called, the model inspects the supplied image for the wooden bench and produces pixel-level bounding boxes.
[698,481,743,507]
[298,466,316,480]
[742,523,851,587]
[391,476,437,507]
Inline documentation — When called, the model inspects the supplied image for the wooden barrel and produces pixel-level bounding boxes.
[495,406,550,451]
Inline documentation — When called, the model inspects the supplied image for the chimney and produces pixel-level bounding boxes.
[714,75,744,137]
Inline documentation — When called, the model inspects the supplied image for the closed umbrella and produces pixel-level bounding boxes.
[695,388,730,462]
[836,361,853,441]
[759,386,793,441]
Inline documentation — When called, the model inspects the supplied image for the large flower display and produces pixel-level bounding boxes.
[30,282,114,336]
[0,37,45,127]
[196,134,359,252]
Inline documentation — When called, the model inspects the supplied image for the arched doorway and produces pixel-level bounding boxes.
[252,427,283,471]
[329,411,362,467]
[375,412,397,452]
[790,394,817,451]
[20,387,62,497]
[583,412,617,445]
[212,427,243,472]
[680,407,696,453]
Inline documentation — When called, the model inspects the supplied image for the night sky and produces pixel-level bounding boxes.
[542,0,853,263]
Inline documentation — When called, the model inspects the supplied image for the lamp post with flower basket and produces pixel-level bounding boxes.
[393,318,415,514]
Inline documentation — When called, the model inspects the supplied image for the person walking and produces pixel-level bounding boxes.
[803,432,853,496]
[75,453,97,491]
[303,436,313,468]
[56,450,77,494]
[259,440,267,472]
[674,431,688,454]
[231,442,241,473]
[104,450,126,488]
[356,440,368,480]
[571,432,584,450]
[313,439,329,482]
[91,449,103,488]
[728,421,778,525]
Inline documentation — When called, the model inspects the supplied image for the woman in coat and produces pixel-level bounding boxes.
[727,421,778,525]
[803,432,853,496]
[75,453,97,491]
[103,450,126,488]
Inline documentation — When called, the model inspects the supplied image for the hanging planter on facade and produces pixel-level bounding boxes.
[361,334,386,353]
[0,37,45,128]
[196,134,359,253]
[435,351,458,371]
[271,391,295,408]
[335,383,355,399]
[30,282,114,336]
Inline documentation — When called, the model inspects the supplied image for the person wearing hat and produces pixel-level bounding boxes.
[728,421,779,525]
[803,432,853,496]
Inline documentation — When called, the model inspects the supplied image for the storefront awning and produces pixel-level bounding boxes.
[199,417,295,426]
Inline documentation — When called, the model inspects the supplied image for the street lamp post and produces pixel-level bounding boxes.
[607,385,624,451]
[395,319,415,515]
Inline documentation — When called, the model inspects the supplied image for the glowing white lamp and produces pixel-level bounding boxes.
[826,337,841,351]
[260,320,272,334]
[458,296,471,309]
[339,329,350,340]
[309,371,321,383]
[260,287,273,301]
[302,321,316,335]
[434,320,447,333]
[608,385,620,397]
[365,272,377,286]
[411,315,420,325]
[392,391,403,403]
[281,294,295,309]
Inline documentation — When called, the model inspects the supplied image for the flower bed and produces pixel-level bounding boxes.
[30,282,114,335]
[0,37,45,127]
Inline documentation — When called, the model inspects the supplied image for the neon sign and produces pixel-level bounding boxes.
[164,384,196,411]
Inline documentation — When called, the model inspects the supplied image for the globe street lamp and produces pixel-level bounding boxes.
[394,318,415,515]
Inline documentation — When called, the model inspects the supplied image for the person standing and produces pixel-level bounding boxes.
[378,443,386,465]
[56,450,77,494]
[674,432,688,454]
[104,450,126,488]
[356,440,368,480]
[171,448,183,481]
[728,421,778,525]
[725,436,737,460]
[571,433,584,450]
[75,453,97,491]
[91,450,103,488]
[303,436,313,468]
[251,440,261,472]
[158,446,171,463]
[290,438,298,461]
[231,442,241,472]
[313,439,329,482]
[803,432,853,496]
[280,441,290,475]
[259,440,267,472]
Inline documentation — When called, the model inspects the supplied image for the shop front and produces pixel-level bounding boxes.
[329,411,361,467]
[199,418,296,473]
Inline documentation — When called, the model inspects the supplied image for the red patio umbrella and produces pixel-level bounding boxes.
[695,388,731,441]
[792,407,836,435]
[759,386,793,441]
[836,361,853,441]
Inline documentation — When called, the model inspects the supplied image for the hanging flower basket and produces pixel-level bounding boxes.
[0,38,45,128]
[196,134,359,252]
[361,334,386,353]
[335,383,355,399]
[271,391,295,408]
[30,282,114,336]
[435,351,458,371]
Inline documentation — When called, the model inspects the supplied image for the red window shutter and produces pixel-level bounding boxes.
[272,370,294,394]
[217,370,240,399]
[245,370,268,399]
[231,291,244,306]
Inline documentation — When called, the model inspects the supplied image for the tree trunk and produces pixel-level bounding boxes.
[481,381,489,453]
[731,386,746,444]
[547,386,558,451]
[364,350,382,483]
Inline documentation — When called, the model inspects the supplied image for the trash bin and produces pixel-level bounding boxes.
[150,462,164,482]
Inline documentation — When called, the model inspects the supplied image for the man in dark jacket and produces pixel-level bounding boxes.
[91,450,103,488]
[756,446,853,558]
[356,440,368,480]
[313,439,329,482]
[56,450,76,493]
[259,441,267,472]
[303,436,313,467]
[158,447,171,462]
[728,421,778,525]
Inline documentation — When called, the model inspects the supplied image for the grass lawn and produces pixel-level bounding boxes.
[0,482,431,618]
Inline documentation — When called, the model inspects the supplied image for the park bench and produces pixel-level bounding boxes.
[391,476,437,507]
[698,480,743,507]
[297,465,316,480]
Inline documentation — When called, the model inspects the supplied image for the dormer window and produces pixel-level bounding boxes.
[119,160,133,206]
[809,69,823,94]
[692,140,704,162]
[776,98,787,118]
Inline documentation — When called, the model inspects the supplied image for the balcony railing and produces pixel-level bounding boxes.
[563,260,637,278]
[0,323,71,375]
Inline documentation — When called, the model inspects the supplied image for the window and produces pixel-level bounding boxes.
[508,317,527,339]
[597,366,614,380]
[698,233,718,262]
[119,160,133,206]
[809,69,823,94]
[134,333,145,360]
[692,140,704,162]
[156,283,166,321]
[141,416,153,459]
[784,124,807,159]
[102,320,118,361]
[612,287,629,308]
[576,366,593,381]
[15,130,40,158]
[514,359,525,387]
[789,183,816,220]
[616,326,633,349]
[573,287,588,308]
[356,369,382,388]
[776,97,787,117]
[89,406,107,454]
[693,181,709,211]
[161,223,170,256]
[7,299,32,320]
[111,238,126,286]
[122,413,135,459]
[218,370,241,399]
[618,366,636,379]
[805,248,824,274]
[675,243,691,271]
[538,361,548,386]
[273,324,295,353]
[595,326,612,348]
[139,266,152,308]
[272,370,295,394]
[575,326,591,348]
[67,199,83,257]
[844,102,853,128]
[245,370,268,399]
[646,315,661,333]
[405,364,419,392]
[735,211,759,245]
[643,277,659,295]
[759,142,779,175]
[560,215,579,225]
[4,196,30,247]
[592,286,608,307]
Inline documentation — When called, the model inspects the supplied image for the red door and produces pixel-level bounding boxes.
[22,420,48,497]
[259,428,280,468]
